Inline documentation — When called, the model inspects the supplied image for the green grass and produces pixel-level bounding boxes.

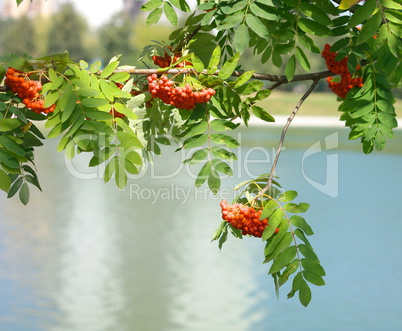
[257,91,402,117]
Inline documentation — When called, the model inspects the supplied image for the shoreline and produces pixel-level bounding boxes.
[247,115,402,129]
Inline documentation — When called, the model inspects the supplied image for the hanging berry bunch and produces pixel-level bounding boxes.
[147,74,215,110]
[220,199,279,238]
[5,68,55,114]
[322,44,363,99]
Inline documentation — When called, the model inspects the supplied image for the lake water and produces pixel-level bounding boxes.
[0,124,402,331]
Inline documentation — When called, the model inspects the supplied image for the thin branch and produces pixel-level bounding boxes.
[174,24,202,53]
[112,67,335,83]
[258,76,321,197]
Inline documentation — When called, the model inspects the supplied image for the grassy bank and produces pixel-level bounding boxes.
[257,91,402,117]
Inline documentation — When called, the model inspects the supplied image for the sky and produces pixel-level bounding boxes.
[68,0,124,28]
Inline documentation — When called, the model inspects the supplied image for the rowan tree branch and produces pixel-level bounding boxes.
[0,68,334,92]
[258,76,322,197]
[112,68,335,83]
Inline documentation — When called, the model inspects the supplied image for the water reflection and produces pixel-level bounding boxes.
[0,127,401,330]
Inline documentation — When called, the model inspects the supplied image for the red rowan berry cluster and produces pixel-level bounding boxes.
[220,199,279,238]
[322,44,363,99]
[152,49,192,68]
[147,74,216,110]
[5,68,55,114]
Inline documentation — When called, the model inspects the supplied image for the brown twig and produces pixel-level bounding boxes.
[174,24,202,53]
[258,76,321,197]
[112,67,335,83]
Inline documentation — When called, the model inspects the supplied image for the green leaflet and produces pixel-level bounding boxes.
[101,61,119,78]
[141,0,163,12]
[207,46,221,75]
[299,279,312,307]
[268,246,297,274]
[195,161,212,187]
[211,159,233,176]
[208,167,220,194]
[233,24,249,54]
[285,54,296,82]
[298,18,331,36]
[0,168,11,192]
[163,2,178,26]
[347,0,377,27]
[262,208,284,241]
[246,14,269,38]
[218,52,240,80]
